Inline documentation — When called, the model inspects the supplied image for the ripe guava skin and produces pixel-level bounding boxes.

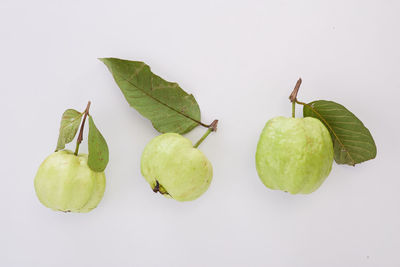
[141,133,213,201]
[34,150,106,212]
[256,116,333,194]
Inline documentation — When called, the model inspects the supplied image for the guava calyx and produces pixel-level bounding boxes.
[152,180,170,196]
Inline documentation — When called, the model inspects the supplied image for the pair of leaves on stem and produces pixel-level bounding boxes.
[55,58,207,173]
[303,100,376,166]
[100,58,205,134]
[56,109,109,172]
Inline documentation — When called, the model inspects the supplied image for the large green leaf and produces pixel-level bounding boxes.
[303,100,377,166]
[56,109,83,151]
[88,116,109,172]
[100,58,201,134]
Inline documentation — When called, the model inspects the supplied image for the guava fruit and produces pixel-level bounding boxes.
[34,150,106,212]
[255,116,333,194]
[141,133,213,201]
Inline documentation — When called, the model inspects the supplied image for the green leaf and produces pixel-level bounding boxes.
[303,100,377,166]
[100,58,201,134]
[56,109,83,151]
[88,116,109,172]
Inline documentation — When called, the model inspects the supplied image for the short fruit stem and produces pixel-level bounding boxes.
[292,101,296,118]
[74,101,91,155]
[193,119,218,148]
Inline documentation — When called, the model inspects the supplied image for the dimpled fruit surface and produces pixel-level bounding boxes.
[141,133,213,201]
[255,116,333,194]
[34,150,106,212]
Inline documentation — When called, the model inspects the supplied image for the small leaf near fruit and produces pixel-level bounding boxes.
[56,109,83,151]
[87,116,109,172]
[100,58,203,134]
[303,100,377,166]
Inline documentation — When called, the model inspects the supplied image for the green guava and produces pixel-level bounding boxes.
[255,116,334,194]
[34,150,106,212]
[141,133,213,201]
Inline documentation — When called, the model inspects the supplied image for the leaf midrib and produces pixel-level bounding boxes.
[115,71,203,127]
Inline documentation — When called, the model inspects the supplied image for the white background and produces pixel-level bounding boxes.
[1,0,399,266]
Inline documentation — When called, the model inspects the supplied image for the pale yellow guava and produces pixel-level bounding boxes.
[34,150,106,212]
[141,133,213,201]
[256,116,333,194]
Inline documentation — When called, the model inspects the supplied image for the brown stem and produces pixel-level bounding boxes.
[200,119,218,129]
[289,78,302,102]
[209,119,218,132]
[74,101,91,155]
